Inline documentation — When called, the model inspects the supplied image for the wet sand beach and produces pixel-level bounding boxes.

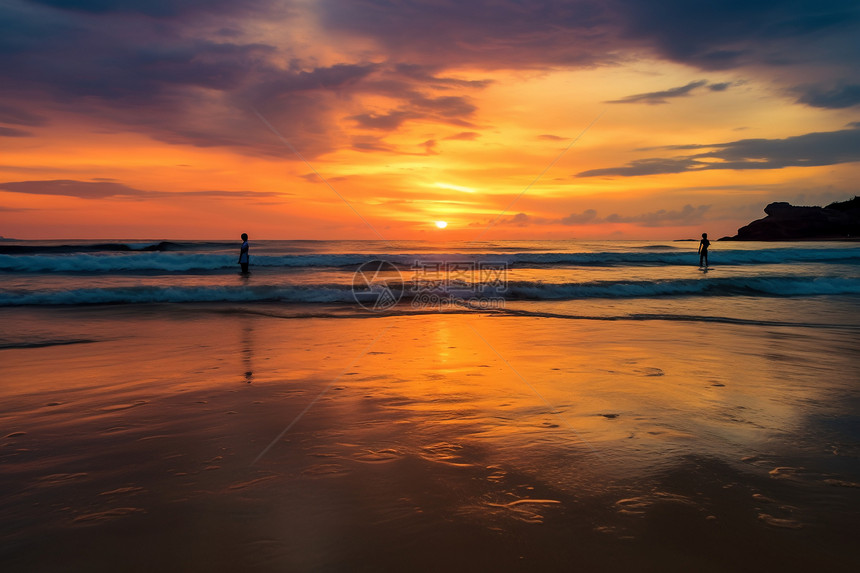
[2,304,859,571]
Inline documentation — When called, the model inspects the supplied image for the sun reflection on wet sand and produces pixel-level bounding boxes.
[1,306,858,571]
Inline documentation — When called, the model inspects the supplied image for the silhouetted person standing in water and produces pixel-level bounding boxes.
[698,232,710,268]
[239,233,250,274]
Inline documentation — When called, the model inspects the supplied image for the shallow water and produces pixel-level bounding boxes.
[1,306,859,571]
[2,239,859,305]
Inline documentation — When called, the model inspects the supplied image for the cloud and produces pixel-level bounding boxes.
[614,0,860,71]
[579,158,699,177]
[492,205,708,227]
[0,180,146,199]
[1,2,490,156]
[699,128,860,167]
[349,110,420,130]
[444,131,480,141]
[411,94,477,119]
[606,80,740,104]
[316,0,615,69]
[578,125,860,177]
[346,135,447,156]
[1,0,858,159]
[0,104,47,126]
[300,173,349,183]
[0,179,285,199]
[317,0,860,77]
[0,126,33,137]
[502,212,534,227]
[28,0,271,19]
[349,93,478,131]
[246,63,381,104]
[560,209,598,224]
[605,204,710,227]
[350,136,398,154]
[795,83,860,109]
[390,64,492,89]
[420,139,438,155]
[606,80,708,104]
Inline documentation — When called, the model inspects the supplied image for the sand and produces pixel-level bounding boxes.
[1,304,859,571]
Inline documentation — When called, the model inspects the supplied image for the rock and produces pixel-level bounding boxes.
[722,196,860,240]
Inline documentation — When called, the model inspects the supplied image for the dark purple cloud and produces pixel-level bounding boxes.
[795,83,860,109]
[579,158,699,177]
[606,80,709,104]
[349,110,419,130]
[538,134,568,141]
[420,139,438,155]
[607,80,742,104]
[444,132,480,141]
[0,180,146,199]
[347,91,478,131]
[605,204,710,227]
[350,137,398,154]
[315,0,860,75]
[0,103,47,126]
[389,64,492,89]
[0,179,285,199]
[1,0,858,159]
[28,0,273,18]
[561,209,599,225]
[0,2,486,156]
[493,205,708,227]
[614,0,860,70]
[578,125,860,177]
[0,126,33,137]
[316,0,614,68]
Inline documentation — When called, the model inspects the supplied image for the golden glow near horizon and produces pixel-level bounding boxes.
[1,2,858,240]
[435,221,448,229]
[432,182,477,194]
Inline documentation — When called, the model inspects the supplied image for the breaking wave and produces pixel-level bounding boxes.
[2,276,858,306]
[1,247,858,273]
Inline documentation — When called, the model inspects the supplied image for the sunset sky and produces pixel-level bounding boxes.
[1,0,859,240]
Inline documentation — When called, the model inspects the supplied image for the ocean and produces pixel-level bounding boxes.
[2,238,859,306]
[2,239,859,571]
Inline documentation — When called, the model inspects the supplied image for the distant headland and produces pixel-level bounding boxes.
[720,196,860,241]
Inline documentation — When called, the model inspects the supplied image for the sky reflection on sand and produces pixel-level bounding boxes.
[1,307,859,571]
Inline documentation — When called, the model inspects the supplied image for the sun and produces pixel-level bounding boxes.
[435,220,448,229]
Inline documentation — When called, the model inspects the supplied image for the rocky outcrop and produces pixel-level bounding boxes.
[722,197,860,240]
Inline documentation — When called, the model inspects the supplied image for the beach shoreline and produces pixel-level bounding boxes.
[2,305,859,571]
